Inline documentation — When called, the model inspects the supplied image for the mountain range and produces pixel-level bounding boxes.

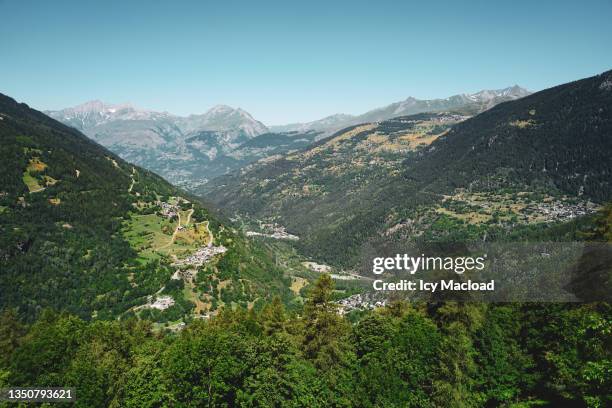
[45,102,274,188]
[0,93,293,322]
[1,69,610,347]
[269,85,531,134]
[202,71,612,268]
[46,86,530,189]
[47,101,267,138]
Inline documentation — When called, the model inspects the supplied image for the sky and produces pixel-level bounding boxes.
[1,0,611,125]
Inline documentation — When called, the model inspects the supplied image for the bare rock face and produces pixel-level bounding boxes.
[46,101,270,187]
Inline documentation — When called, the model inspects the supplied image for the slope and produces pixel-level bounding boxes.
[0,93,292,322]
[203,71,612,267]
[270,85,530,135]
[46,102,269,189]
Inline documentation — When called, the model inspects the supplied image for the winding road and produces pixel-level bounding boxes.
[158,208,194,250]
[128,167,136,193]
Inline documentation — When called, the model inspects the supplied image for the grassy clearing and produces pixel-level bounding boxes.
[28,157,47,171]
[23,147,42,155]
[183,280,210,314]
[510,119,536,128]
[352,123,449,154]
[22,172,44,192]
[293,124,377,160]
[22,157,55,193]
[123,212,210,261]
[175,221,211,246]
[397,129,447,150]
[436,207,491,224]
[290,277,308,296]
[122,213,177,260]
[42,175,58,186]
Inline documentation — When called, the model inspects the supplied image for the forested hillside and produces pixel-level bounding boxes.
[2,190,611,408]
[46,100,327,190]
[0,94,293,323]
[405,70,612,201]
[203,71,612,267]
[1,275,609,407]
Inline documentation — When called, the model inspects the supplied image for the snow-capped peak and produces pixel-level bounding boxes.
[45,100,168,130]
[468,85,530,101]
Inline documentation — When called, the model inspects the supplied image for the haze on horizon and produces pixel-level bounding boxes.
[1,0,611,125]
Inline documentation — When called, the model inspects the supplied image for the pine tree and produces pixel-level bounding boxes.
[260,296,287,336]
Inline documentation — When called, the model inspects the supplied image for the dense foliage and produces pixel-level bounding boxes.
[2,71,611,407]
[1,277,609,407]
[405,71,612,201]
[203,71,612,268]
[0,94,292,322]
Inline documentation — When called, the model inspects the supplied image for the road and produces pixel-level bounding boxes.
[128,167,136,192]
[158,208,194,250]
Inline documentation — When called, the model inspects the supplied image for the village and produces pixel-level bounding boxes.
[246,222,299,240]
[158,201,179,218]
[150,295,175,310]
[394,113,470,125]
[336,292,387,315]
[534,200,598,222]
[130,195,227,315]
[172,244,227,267]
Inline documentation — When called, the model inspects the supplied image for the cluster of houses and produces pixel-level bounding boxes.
[393,113,469,125]
[432,113,470,123]
[172,244,227,267]
[246,223,299,240]
[534,200,598,222]
[148,295,175,311]
[158,201,179,219]
[302,261,331,273]
[336,292,387,315]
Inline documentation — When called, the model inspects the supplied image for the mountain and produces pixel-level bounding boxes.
[0,93,293,322]
[270,86,531,135]
[222,130,321,163]
[176,104,268,137]
[271,113,355,134]
[403,78,611,201]
[47,101,267,138]
[45,102,269,188]
[47,86,529,190]
[203,71,611,267]
[44,100,169,130]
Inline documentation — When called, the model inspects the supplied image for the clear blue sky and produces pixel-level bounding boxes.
[1,0,611,125]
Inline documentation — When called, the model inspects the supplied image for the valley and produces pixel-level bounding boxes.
[0,94,295,324]
[203,70,612,272]
[3,2,612,406]
[46,85,529,192]
[1,68,611,408]
[3,70,611,325]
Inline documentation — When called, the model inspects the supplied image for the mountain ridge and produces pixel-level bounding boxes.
[203,71,610,267]
[45,85,530,189]
[0,93,293,321]
[270,85,531,134]
[46,101,267,137]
